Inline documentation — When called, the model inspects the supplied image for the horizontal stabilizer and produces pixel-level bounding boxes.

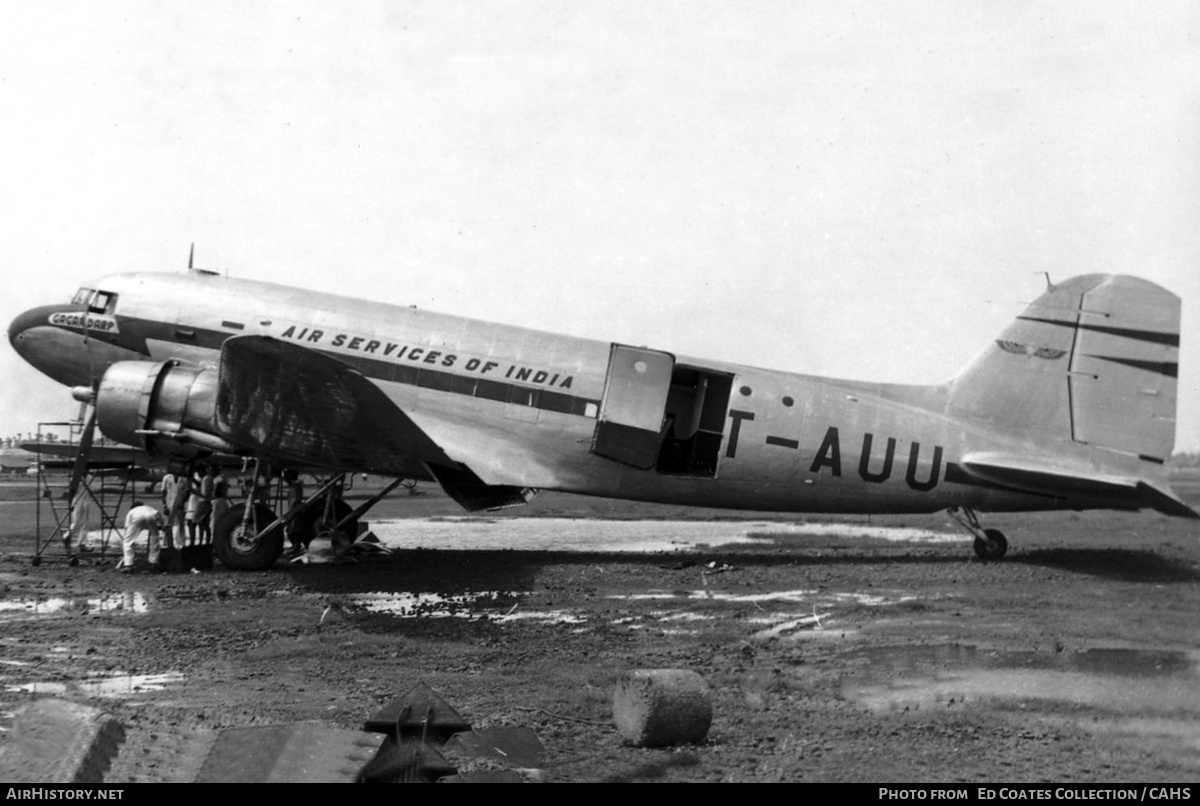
[216,336,453,475]
[1135,481,1200,520]
[960,452,1198,519]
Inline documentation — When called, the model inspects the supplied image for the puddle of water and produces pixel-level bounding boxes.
[1086,716,1200,765]
[0,598,71,615]
[626,610,718,636]
[346,584,923,637]
[603,587,924,640]
[7,682,68,695]
[0,593,150,617]
[845,668,1200,715]
[623,622,703,636]
[369,518,964,553]
[348,591,526,619]
[609,588,916,608]
[840,644,1200,716]
[1070,647,1193,676]
[6,671,185,699]
[655,611,715,623]
[613,589,813,602]
[750,613,830,640]
[750,524,966,543]
[493,610,588,625]
[50,528,124,553]
[348,590,592,626]
[78,672,185,697]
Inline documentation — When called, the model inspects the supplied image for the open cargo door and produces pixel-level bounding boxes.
[591,344,674,468]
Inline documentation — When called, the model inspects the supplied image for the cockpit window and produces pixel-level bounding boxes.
[88,290,116,315]
[72,288,117,314]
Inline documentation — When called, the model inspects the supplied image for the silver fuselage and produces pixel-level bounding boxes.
[7,271,1160,514]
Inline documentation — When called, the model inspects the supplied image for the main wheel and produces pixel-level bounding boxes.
[214,503,283,570]
[973,528,1009,560]
[297,499,358,547]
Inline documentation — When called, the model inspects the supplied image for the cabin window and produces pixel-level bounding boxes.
[71,287,94,306]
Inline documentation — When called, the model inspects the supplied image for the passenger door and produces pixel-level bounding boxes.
[591,344,674,468]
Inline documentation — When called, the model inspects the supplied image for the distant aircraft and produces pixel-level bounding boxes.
[19,438,144,470]
[0,446,35,475]
[8,267,1195,569]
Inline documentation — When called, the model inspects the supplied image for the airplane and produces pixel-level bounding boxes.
[19,437,149,471]
[17,438,167,492]
[0,446,36,476]
[8,265,1196,570]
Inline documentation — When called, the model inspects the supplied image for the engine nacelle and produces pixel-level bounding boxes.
[96,360,238,459]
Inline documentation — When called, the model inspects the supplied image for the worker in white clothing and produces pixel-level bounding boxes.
[121,500,163,572]
[65,490,92,557]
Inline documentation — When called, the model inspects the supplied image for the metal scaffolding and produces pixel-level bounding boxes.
[32,419,136,567]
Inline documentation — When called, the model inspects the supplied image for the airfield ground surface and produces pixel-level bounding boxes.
[0,475,1198,783]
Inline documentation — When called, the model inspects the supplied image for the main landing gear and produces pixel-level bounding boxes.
[212,463,407,571]
[947,506,1009,560]
[214,502,280,570]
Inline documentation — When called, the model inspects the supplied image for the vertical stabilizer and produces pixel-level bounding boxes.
[947,275,1181,462]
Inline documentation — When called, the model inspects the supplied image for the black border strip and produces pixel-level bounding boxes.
[1017,316,1179,347]
[321,350,599,417]
[1086,354,1178,378]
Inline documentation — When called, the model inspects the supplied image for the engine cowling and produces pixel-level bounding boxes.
[96,360,238,459]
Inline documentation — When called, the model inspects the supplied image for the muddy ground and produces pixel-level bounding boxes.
[1,474,1199,783]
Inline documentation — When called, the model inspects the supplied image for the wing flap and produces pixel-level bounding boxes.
[425,463,537,512]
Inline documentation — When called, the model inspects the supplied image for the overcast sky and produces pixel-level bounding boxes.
[2,1,1198,450]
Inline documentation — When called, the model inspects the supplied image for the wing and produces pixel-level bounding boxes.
[216,335,452,474]
[215,336,536,510]
[18,438,145,469]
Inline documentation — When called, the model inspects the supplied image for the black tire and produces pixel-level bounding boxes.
[298,498,358,547]
[973,528,1009,560]
[214,503,282,570]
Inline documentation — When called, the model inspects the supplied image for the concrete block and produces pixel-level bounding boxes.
[0,699,125,783]
[612,669,712,747]
[196,722,384,783]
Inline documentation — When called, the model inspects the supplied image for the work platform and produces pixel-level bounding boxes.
[31,419,139,566]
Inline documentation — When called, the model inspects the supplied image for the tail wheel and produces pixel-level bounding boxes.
[973,528,1009,560]
[214,503,282,570]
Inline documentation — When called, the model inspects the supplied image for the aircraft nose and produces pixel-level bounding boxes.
[7,306,49,352]
[7,304,102,388]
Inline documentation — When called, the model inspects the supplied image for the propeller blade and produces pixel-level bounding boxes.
[67,406,98,503]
